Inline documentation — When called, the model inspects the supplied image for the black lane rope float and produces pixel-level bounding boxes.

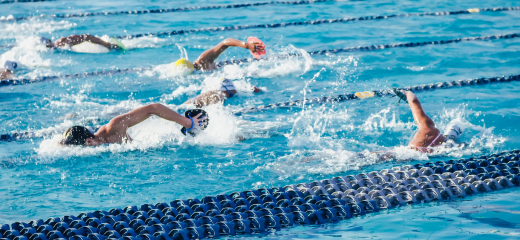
[2,73,519,142]
[0,0,335,21]
[0,66,154,87]
[110,7,518,39]
[0,0,54,4]
[1,32,519,87]
[233,74,520,115]
[217,32,520,67]
[1,150,519,239]
[1,7,518,36]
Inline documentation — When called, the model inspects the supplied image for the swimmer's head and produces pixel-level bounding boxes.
[181,109,209,137]
[444,124,463,141]
[40,37,54,48]
[3,61,17,73]
[60,126,94,146]
[173,58,195,75]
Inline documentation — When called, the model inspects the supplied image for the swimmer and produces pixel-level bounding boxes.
[60,103,206,146]
[184,78,262,108]
[303,90,464,162]
[41,34,126,52]
[0,61,17,80]
[399,90,463,153]
[173,37,266,72]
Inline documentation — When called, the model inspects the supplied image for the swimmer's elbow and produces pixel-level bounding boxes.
[147,103,168,113]
[148,103,164,108]
[223,38,235,44]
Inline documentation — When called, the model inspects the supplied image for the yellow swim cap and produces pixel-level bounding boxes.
[173,58,194,74]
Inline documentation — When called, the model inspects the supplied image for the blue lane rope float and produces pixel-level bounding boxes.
[2,73,519,142]
[0,0,335,21]
[233,74,520,115]
[0,0,54,4]
[1,32,519,87]
[1,150,519,239]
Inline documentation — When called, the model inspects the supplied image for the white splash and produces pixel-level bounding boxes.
[0,36,69,79]
[278,103,506,177]
[33,103,246,161]
[0,19,75,40]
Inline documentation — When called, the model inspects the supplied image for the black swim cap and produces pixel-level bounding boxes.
[181,109,209,136]
[40,37,54,48]
[61,126,95,145]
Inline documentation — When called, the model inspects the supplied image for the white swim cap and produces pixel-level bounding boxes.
[220,78,236,92]
[444,124,463,140]
[4,61,17,72]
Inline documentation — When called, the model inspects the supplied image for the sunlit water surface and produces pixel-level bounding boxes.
[1,0,520,238]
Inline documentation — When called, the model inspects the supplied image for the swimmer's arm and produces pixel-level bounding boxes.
[404,91,435,129]
[196,38,265,64]
[108,103,200,131]
[0,69,12,80]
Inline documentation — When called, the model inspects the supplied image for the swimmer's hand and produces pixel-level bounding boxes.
[252,86,261,93]
[391,88,408,104]
[246,41,265,54]
[187,113,205,129]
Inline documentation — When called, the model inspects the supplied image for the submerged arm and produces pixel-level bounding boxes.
[0,69,12,80]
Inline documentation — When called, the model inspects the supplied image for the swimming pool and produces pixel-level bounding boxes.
[1,0,520,238]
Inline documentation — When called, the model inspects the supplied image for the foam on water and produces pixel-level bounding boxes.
[2,0,520,235]
[120,36,169,50]
[0,19,75,40]
[0,36,67,78]
[142,44,343,84]
[33,102,248,160]
[275,102,507,177]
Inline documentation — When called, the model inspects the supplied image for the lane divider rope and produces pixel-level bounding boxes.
[1,7,518,36]
[217,32,520,66]
[1,150,519,239]
[1,32,518,87]
[0,0,54,4]
[113,7,520,39]
[0,0,334,21]
[233,74,520,115]
[2,73,519,142]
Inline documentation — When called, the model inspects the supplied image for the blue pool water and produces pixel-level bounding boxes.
[1,0,520,238]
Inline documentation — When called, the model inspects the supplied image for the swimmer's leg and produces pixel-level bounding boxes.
[184,96,202,108]
[54,34,115,49]
[185,91,226,108]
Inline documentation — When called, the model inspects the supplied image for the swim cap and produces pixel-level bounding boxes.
[173,58,194,74]
[40,37,53,47]
[109,37,127,51]
[61,126,95,145]
[181,109,209,136]
[220,78,236,92]
[4,61,17,72]
[444,124,463,141]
